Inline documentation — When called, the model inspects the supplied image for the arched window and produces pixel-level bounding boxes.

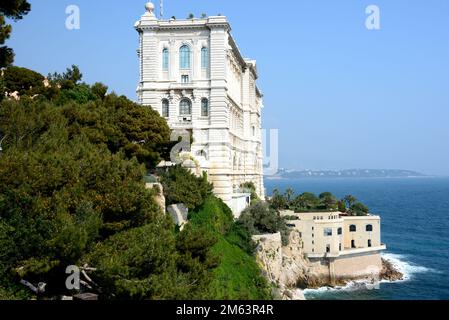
[337,227,342,235]
[201,47,209,69]
[179,45,191,69]
[162,48,169,70]
[161,99,169,117]
[179,98,192,115]
[201,98,209,117]
[366,224,373,232]
[349,225,356,232]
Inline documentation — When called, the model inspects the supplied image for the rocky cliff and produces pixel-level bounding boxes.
[252,231,308,300]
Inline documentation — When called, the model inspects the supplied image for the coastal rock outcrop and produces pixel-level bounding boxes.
[380,258,404,281]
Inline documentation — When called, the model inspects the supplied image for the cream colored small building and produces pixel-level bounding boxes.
[281,210,386,282]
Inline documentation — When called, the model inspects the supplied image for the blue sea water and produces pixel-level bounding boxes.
[264,177,449,300]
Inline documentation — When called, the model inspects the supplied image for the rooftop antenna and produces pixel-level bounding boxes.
[160,0,164,19]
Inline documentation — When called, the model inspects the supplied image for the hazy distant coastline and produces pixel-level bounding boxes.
[267,169,427,180]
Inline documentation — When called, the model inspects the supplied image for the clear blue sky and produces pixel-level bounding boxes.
[7,0,449,175]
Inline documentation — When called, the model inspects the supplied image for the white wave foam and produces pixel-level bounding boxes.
[303,279,378,296]
[381,252,432,282]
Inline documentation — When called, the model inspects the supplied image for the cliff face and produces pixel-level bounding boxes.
[253,232,404,297]
[252,231,308,300]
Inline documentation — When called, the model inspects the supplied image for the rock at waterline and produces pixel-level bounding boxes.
[380,258,403,281]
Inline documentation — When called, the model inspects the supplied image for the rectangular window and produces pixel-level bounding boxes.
[181,75,189,83]
[326,244,331,253]
[180,46,191,69]
[162,49,169,71]
[339,243,342,251]
[324,228,332,236]
[201,47,209,69]
[368,239,372,247]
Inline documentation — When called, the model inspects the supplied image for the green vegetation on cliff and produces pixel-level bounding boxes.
[269,189,370,216]
[0,65,271,300]
[188,197,272,300]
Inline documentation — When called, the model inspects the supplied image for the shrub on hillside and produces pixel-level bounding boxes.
[159,165,213,210]
[188,196,271,299]
[238,201,290,246]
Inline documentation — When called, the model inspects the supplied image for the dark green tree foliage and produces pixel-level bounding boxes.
[348,202,370,216]
[86,219,179,300]
[343,195,357,208]
[290,192,320,211]
[91,82,108,100]
[0,66,171,168]
[48,65,83,90]
[0,68,182,299]
[0,0,31,68]
[0,124,162,287]
[2,66,44,96]
[239,201,290,246]
[159,165,213,210]
[318,192,338,210]
[337,200,347,213]
[269,188,287,210]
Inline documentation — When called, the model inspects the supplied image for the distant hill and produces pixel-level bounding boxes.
[270,169,427,179]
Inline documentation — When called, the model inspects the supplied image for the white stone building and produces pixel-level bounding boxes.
[135,2,265,215]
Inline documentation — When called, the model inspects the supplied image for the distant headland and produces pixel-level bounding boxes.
[267,169,427,180]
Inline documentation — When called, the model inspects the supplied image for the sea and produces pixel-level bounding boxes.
[264,176,449,300]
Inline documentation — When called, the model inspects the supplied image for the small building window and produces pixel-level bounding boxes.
[337,227,342,235]
[349,225,357,232]
[162,48,169,70]
[324,228,332,237]
[366,224,373,232]
[201,98,209,117]
[368,239,372,247]
[161,99,169,118]
[201,47,209,69]
[351,240,356,248]
[181,75,189,83]
[179,98,192,116]
[180,45,191,69]
[326,244,331,253]
[339,243,342,251]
